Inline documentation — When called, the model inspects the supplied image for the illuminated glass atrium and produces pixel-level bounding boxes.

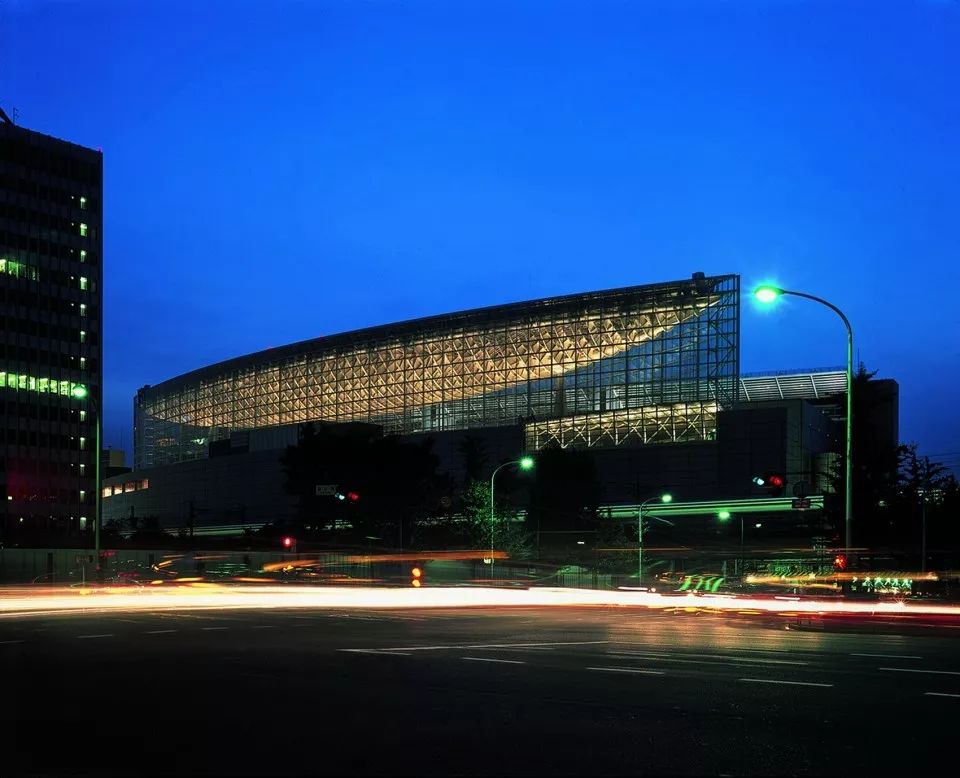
[135,274,739,469]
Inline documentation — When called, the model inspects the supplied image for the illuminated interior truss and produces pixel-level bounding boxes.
[135,275,739,468]
[525,401,719,450]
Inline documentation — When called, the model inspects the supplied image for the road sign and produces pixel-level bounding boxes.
[792,497,812,510]
[315,484,338,497]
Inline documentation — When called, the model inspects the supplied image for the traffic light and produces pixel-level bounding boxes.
[410,566,422,588]
[752,473,786,496]
[346,491,360,502]
[282,536,295,550]
[833,554,847,571]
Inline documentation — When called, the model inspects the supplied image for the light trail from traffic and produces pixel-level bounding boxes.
[3,584,960,620]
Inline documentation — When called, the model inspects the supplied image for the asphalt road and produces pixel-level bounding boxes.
[3,604,957,776]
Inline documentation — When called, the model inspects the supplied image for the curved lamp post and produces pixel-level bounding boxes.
[754,285,853,555]
[638,493,672,585]
[718,509,744,575]
[489,456,535,580]
[70,384,100,572]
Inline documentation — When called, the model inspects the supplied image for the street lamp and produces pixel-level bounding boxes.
[638,493,672,585]
[70,384,100,573]
[754,284,854,555]
[717,510,744,576]
[489,456,535,580]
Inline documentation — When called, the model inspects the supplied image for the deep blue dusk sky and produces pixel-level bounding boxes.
[3,0,959,468]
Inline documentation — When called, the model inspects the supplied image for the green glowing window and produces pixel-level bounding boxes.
[79,223,88,237]
[0,371,83,397]
[79,277,88,291]
[80,304,88,317]
[80,330,87,344]
[0,258,39,281]
[79,250,87,263]
[79,196,87,210]
[79,357,86,370]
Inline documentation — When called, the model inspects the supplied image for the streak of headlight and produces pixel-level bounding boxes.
[3,586,960,619]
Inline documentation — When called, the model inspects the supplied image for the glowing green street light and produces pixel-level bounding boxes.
[638,492,674,585]
[489,456,536,579]
[751,282,854,559]
[753,285,783,304]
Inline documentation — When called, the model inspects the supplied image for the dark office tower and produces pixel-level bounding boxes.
[0,113,102,545]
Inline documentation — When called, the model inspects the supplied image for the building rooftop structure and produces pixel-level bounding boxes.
[135,273,740,468]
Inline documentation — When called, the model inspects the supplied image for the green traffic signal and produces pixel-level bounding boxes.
[519,456,535,471]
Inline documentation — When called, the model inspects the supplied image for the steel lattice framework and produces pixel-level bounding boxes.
[135,275,739,468]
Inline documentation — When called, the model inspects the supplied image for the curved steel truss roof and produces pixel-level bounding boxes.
[135,274,739,468]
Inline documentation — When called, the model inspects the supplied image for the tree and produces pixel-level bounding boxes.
[892,443,959,564]
[526,444,600,554]
[280,423,441,547]
[457,479,532,559]
[826,363,901,546]
[458,434,488,484]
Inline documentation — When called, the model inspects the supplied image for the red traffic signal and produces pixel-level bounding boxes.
[282,536,294,549]
[833,554,847,571]
[753,472,786,496]
[346,491,360,502]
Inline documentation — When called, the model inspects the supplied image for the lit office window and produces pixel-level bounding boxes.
[79,196,87,210]
[102,487,112,499]
[140,479,150,490]
[79,436,87,451]
[80,330,87,344]
[80,303,88,317]
[79,223,88,237]
[80,357,86,370]
[79,249,87,262]
[79,277,88,291]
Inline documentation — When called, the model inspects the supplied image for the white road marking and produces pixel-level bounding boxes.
[925,692,960,698]
[0,639,25,644]
[851,653,922,659]
[144,629,177,635]
[201,627,229,631]
[740,678,833,688]
[607,653,808,668]
[587,666,665,676]
[77,634,113,639]
[879,667,960,676]
[462,657,525,665]
[339,640,606,654]
[610,650,807,666]
[341,649,412,656]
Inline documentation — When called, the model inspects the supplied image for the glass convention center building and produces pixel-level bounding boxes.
[134,273,740,470]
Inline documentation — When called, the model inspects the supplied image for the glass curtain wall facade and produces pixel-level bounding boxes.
[0,119,102,543]
[135,274,739,469]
